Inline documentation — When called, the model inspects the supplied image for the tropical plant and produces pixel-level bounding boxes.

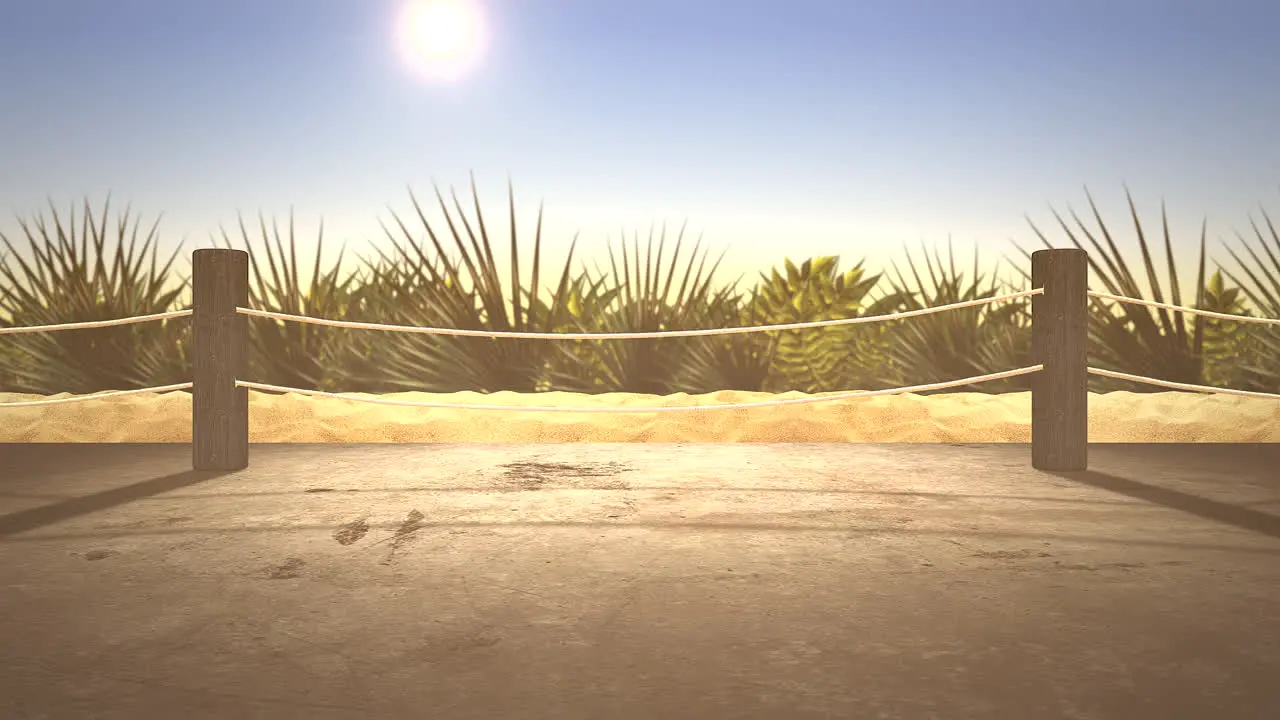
[877,240,1032,393]
[530,272,623,392]
[744,256,906,393]
[0,197,190,394]
[339,178,590,393]
[665,282,778,394]
[2,184,1277,405]
[1214,201,1280,392]
[215,211,362,394]
[542,223,742,394]
[1196,270,1266,389]
[1014,187,1212,393]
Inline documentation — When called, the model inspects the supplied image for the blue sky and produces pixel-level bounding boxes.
[2,0,1278,300]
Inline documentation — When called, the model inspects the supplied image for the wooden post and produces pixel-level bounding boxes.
[1031,248,1088,470]
[192,248,249,470]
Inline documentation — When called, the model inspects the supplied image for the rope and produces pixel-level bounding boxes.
[1088,291,1280,326]
[0,382,194,407]
[4,291,1277,339]
[0,309,193,335]
[234,289,1045,339]
[3,286,1280,412]
[232,365,1045,411]
[7,366,1278,410]
[1087,368,1280,399]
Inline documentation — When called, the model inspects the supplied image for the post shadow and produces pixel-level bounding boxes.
[1047,468,1280,541]
[0,469,229,538]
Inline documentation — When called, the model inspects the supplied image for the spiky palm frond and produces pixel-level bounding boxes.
[541,222,736,394]
[216,211,360,393]
[528,272,620,391]
[5,182,1276,406]
[0,197,189,394]
[880,240,1032,393]
[1013,187,1209,392]
[1214,200,1280,392]
[665,283,778,394]
[349,177,587,393]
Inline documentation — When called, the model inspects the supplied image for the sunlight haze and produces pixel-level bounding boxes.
[1,0,1277,302]
[395,0,488,83]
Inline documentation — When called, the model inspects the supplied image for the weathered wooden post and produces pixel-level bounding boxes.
[1031,248,1088,471]
[192,248,249,470]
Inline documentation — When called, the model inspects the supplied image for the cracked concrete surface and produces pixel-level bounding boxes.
[1,442,1278,719]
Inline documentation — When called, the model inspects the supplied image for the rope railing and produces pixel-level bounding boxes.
[6,290,1274,338]
[234,289,1044,339]
[1085,368,1280,399]
[8,363,1275,410]
[234,366,1045,412]
[0,382,194,408]
[2,247,1278,472]
[1087,291,1280,326]
[0,308,193,335]
[6,289,1273,339]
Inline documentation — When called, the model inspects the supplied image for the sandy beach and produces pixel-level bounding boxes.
[0,389,1276,443]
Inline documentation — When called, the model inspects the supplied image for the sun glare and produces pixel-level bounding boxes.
[395,0,487,83]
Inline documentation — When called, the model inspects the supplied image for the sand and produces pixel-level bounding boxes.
[0,388,1276,443]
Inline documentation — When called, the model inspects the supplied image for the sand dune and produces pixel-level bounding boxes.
[0,389,1276,443]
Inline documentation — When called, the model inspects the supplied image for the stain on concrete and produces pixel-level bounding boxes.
[394,509,426,542]
[265,557,306,579]
[1049,560,1148,572]
[380,510,427,565]
[81,549,117,561]
[972,549,1054,560]
[333,517,370,545]
[410,626,502,663]
[497,460,632,491]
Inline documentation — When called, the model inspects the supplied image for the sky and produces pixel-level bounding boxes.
[2,0,1279,304]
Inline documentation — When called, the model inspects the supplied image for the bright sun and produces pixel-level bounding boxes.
[395,0,487,83]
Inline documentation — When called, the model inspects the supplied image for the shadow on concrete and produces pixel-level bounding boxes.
[0,442,174,477]
[2,443,1279,718]
[1049,469,1280,541]
[0,469,229,538]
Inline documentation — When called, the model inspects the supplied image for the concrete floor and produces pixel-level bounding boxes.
[0,442,1278,720]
